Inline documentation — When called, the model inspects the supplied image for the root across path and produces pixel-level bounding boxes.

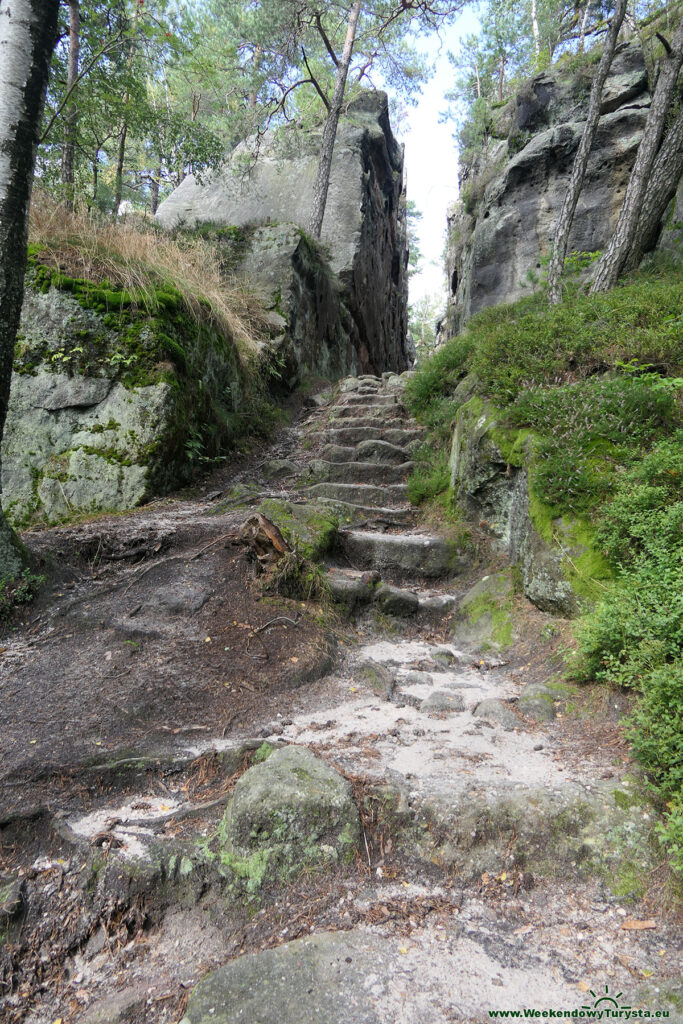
[1,374,681,1024]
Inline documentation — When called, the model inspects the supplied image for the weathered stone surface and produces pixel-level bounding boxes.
[4,278,247,527]
[228,223,360,386]
[260,458,297,482]
[354,658,396,699]
[375,582,419,616]
[308,458,413,485]
[443,42,652,332]
[223,746,360,869]
[3,368,171,526]
[181,931,384,1024]
[450,571,515,652]
[473,698,520,731]
[450,396,596,616]
[327,569,375,610]
[519,682,556,722]
[157,93,410,375]
[306,482,407,507]
[340,529,465,579]
[420,691,465,715]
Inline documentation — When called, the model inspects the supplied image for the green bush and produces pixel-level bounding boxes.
[626,664,683,875]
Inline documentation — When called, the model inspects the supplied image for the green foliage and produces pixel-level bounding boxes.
[508,375,679,514]
[406,450,451,505]
[0,570,46,621]
[574,435,683,689]
[626,665,683,875]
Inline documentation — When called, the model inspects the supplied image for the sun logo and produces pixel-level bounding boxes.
[581,984,631,1012]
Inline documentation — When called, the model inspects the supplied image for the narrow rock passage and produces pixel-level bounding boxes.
[1,375,681,1024]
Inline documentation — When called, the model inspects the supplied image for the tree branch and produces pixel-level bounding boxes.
[301,47,331,110]
[314,12,340,66]
[39,29,125,143]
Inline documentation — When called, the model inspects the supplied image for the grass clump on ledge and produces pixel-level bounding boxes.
[28,191,270,361]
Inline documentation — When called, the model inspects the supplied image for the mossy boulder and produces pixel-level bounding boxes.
[451,570,515,652]
[4,269,263,527]
[222,746,360,879]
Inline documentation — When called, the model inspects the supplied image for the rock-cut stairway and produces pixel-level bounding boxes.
[301,372,465,617]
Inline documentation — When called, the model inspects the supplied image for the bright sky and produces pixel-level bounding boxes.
[402,8,481,304]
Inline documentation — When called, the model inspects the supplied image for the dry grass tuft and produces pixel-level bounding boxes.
[28,192,269,362]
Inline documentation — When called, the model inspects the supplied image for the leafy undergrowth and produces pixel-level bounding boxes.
[406,261,683,876]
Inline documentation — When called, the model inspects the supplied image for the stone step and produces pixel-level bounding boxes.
[314,499,416,527]
[325,427,424,447]
[339,394,402,407]
[356,438,416,463]
[328,407,408,423]
[319,440,412,465]
[305,482,408,507]
[338,529,469,579]
[308,459,414,485]
[326,569,458,620]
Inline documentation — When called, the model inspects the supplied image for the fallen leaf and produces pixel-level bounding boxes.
[290,657,299,663]
[576,982,590,993]
[205,637,212,643]
[621,919,656,930]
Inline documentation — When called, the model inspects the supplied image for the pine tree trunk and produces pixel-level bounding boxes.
[0,0,60,577]
[623,108,683,271]
[309,0,362,239]
[60,0,80,211]
[547,0,628,305]
[591,18,683,292]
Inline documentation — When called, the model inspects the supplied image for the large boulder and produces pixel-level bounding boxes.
[156,92,410,375]
[222,746,360,875]
[443,42,654,333]
[3,267,247,527]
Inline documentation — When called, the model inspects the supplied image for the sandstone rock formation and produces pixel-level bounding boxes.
[3,273,246,527]
[442,42,659,334]
[156,92,410,375]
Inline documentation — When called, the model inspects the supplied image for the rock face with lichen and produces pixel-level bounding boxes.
[450,393,611,616]
[156,92,410,375]
[442,42,658,335]
[3,267,249,527]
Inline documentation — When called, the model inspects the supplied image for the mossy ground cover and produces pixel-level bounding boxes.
[406,262,683,877]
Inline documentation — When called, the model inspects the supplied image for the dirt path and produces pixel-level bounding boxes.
[1,375,681,1024]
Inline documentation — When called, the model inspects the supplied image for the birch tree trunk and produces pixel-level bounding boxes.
[623,107,683,272]
[61,0,80,211]
[591,18,683,292]
[546,0,628,305]
[309,0,362,239]
[531,0,541,58]
[0,0,60,577]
